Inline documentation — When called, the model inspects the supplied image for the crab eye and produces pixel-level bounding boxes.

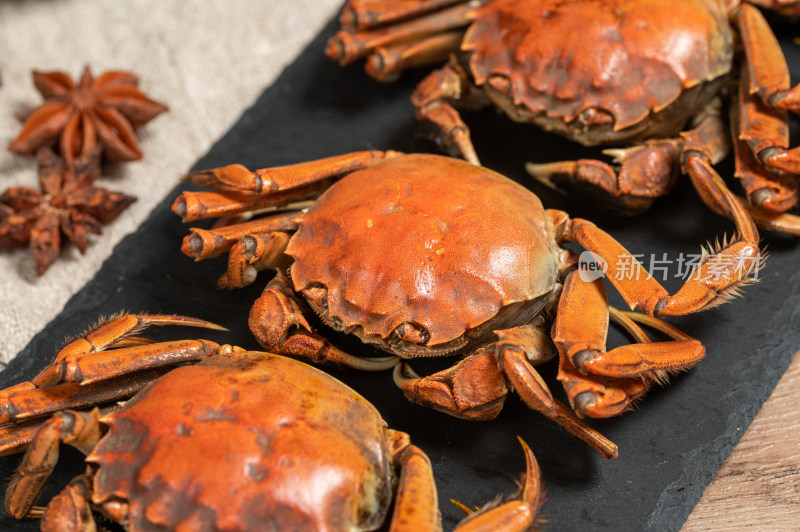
[394,322,429,345]
[487,75,510,94]
[304,285,328,308]
[578,107,614,126]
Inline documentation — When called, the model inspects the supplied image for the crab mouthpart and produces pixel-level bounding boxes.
[393,322,430,345]
[304,285,328,308]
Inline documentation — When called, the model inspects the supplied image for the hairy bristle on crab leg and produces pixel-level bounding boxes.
[548,166,760,316]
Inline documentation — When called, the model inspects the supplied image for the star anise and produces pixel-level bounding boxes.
[0,147,137,275]
[8,67,168,164]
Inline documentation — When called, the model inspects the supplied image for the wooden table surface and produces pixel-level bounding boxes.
[683,350,800,530]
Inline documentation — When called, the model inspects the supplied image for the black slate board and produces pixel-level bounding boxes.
[1,11,799,532]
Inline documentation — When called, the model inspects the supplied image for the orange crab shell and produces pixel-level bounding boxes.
[285,154,561,349]
[87,353,395,531]
[463,0,733,143]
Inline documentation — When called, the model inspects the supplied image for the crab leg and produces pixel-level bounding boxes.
[394,349,509,420]
[40,475,95,531]
[452,438,544,532]
[556,207,759,316]
[682,123,800,234]
[388,442,441,532]
[395,322,618,459]
[179,211,298,288]
[0,404,122,457]
[529,107,800,234]
[412,58,489,164]
[735,5,800,182]
[55,340,231,386]
[556,346,652,418]
[0,421,45,458]
[732,72,799,212]
[5,409,103,519]
[222,231,292,288]
[526,139,680,216]
[556,302,661,418]
[0,369,167,428]
[655,112,800,233]
[738,4,800,117]
[737,198,800,234]
[548,145,765,317]
[173,150,398,222]
[366,30,466,82]
[495,327,618,459]
[249,274,400,370]
[553,272,704,418]
[326,1,473,66]
[180,211,298,260]
[526,106,715,210]
[339,0,470,32]
[29,313,225,388]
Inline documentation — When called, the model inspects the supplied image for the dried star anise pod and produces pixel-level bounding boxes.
[0,147,137,275]
[8,67,168,164]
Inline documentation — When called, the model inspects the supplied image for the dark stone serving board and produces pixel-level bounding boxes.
[1,10,798,532]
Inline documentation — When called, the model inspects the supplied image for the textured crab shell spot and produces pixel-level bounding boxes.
[463,0,733,130]
[88,354,394,531]
[286,154,560,346]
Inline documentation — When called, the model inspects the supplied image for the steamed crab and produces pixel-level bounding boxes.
[0,314,544,531]
[173,151,761,459]
[326,0,800,233]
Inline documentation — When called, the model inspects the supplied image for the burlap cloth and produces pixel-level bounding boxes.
[0,0,343,363]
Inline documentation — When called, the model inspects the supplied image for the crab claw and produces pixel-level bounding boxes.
[565,373,653,419]
[526,142,678,216]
